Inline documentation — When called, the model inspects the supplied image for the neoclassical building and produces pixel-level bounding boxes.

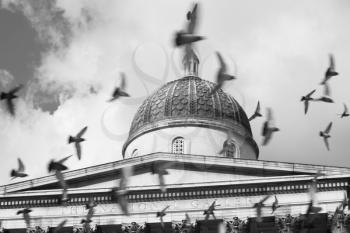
[1,53,350,233]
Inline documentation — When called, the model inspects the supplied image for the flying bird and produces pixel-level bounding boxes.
[48,155,72,173]
[16,208,32,228]
[68,126,88,160]
[0,85,23,116]
[53,220,67,233]
[203,201,220,220]
[249,101,262,121]
[253,195,271,222]
[210,52,236,95]
[339,103,349,118]
[108,73,130,102]
[271,196,281,214]
[319,122,332,151]
[81,198,96,224]
[261,108,280,146]
[151,162,169,193]
[157,205,170,228]
[315,82,334,103]
[184,213,191,225]
[301,90,316,114]
[110,166,133,215]
[320,54,338,85]
[10,158,28,179]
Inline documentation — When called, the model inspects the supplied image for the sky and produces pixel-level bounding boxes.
[0,0,350,185]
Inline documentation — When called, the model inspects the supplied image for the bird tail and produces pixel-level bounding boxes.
[319,132,323,137]
[0,93,5,100]
[68,136,74,144]
[10,170,16,177]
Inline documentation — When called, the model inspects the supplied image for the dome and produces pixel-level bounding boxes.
[122,76,259,157]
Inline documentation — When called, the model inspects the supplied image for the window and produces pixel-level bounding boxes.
[224,139,239,158]
[172,137,184,154]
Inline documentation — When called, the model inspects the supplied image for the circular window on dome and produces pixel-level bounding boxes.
[172,137,184,154]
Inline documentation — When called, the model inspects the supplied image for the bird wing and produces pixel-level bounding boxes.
[248,114,256,121]
[306,89,316,98]
[23,212,31,228]
[6,98,14,115]
[262,130,273,146]
[216,52,226,72]
[256,101,261,114]
[158,173,167,193]
[344,103,348,113]
[18,158,25,172]
[10,85,23,94]
[118,194,129,215]
[329,53,335,69]
[86,208,94,221]
[304,101,309,114]
[186,3,198,34]
[185,213,191,222]
[266,108,273,122]
[77,126,88,138]
[325,122,332,134]
[162,205,170,213]
[323,137,330,151]
[53,220,67,233]
[55,170,67,189]
[324,82,331,96]
[260,194,271,204]
[58,155,73,164]
[120,72,126,90]
[75,143,81,160]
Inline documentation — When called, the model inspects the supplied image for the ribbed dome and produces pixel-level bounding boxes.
[123,76,256,155]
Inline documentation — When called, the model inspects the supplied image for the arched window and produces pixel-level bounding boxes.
[172,137,184,154]
[131,149,139,157]
[225,139,239,158]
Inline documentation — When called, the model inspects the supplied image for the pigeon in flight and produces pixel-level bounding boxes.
[315,82,334,103]
[301,90,316,114]
[174,3,204,47]
[203,201,220,220]
[271,195,281,214]
[249,101,262,121]
[261,108,280,146]
[52,220,67,233]
[319,122,332,151]
[151,162,169,193]
[320,54,338,85]
[111,166,133,215]
[339,103,349,118]
[210,52,236,95]
[68,126,88,160]
[48,155,72,173]
[108,73,130,102]
[16,208,32,228]
[157,205,170,228]
[10,158,28,179]
[81,198,96,224]
[253,195,271,222]
[0,85,23,116]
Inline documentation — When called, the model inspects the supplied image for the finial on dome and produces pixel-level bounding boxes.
[182,45,199,76]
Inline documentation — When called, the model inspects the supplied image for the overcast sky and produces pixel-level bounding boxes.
[0,0,350,185]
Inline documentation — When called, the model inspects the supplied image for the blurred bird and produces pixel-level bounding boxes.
[53,220,67,233]
[203,201,220,220]
[55,170,69,204]
[186,3,198,22]
[48,155,72,173]
[108,73,130,102]
[218,130,235,156]
[0,85,23,116]
[81,198,96,224]
[320,54,338,85]
[302,200,322,231]
[184,213,191,225]
[16,208,32,228]
[253,195,271,222]
[111,166,133,215]
[157,205,170,228]
[319,122,332,151]
[271,195,281,214]
[339,103,349,118]
[151,162,169,193]
[301,90,316,114]
[315,82,334,103]
[340,192,348,211]
[68,126,88,160]
[10,158,28,179]
[249,101,262,121]
[261,108,280,146]
[210,52,236,95]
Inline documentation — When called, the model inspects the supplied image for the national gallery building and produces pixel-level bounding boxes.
[1,45,350,233]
